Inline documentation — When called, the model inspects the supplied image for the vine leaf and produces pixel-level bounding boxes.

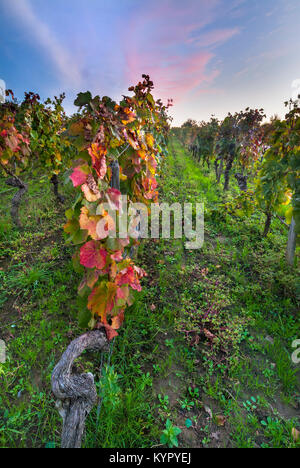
[80,241,107,269]
[70,165,89,187]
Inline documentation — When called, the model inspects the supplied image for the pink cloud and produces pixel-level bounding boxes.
[125,49,218,102]
[122,0,237,103]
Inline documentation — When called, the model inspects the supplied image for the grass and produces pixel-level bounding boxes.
[0,138,299,448]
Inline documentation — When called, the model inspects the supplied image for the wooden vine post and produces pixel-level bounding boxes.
[286,217,296,266]
[5,176,28,229]
[110,159,120,191]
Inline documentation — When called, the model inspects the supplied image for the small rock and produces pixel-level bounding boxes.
[265,335,274,345]
[204,405,213,419]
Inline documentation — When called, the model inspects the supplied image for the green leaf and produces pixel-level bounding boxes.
[185,418,192,429]
[70,228,89,245]
[30,130,38,140]
[146,93,155,107]
[173,427,182,436]
[74,91,92,107]
[78,307,92,328]
[170,436,179,447]
[165,419,172,429]
[88,316,97,329]
[72,193,83,211]
[65,208,74,220]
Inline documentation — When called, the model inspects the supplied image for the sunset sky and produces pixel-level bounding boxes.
[0,0,299,125]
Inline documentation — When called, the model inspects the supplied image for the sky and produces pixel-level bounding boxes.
[0,0,299,126]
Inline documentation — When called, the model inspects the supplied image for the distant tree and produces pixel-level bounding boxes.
[181,119,198,128]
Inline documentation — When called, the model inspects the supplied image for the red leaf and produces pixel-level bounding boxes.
[88,143,107,179]
[80,241,107,269]
[103,323,118,341]
[116,285,129,302]
[115,265,146,292]
[111,250,123,261]
[70,166,89,187]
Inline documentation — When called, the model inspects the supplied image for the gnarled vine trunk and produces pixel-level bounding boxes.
[5,177,28,229]
[223,143,236,192]
[223,155,234,191]
[217,157,223,183]
[234,173,248,191]
[51,330,109,448]
[50,174,65,204]
[214,159,219,180]
[263,211,272,238]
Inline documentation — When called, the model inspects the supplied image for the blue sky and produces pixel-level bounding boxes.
[0,0,299,125]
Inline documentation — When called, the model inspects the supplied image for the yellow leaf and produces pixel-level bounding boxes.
[285,206,293,225]
[282,190,292,205]
[145,133,154,149]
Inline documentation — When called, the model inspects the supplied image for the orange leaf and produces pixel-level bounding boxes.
[111,310,125,330]
[103,323,118,341]
[88,143,107,179]
[79,207,101,240]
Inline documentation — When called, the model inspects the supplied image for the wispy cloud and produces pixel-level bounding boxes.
[187,28,240,48]
[3,0,82,87]
[235,47,290,79]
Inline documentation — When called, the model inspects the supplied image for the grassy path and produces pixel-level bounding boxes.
[0,138,299,448]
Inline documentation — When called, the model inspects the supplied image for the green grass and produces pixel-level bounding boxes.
[0,138,299,448]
